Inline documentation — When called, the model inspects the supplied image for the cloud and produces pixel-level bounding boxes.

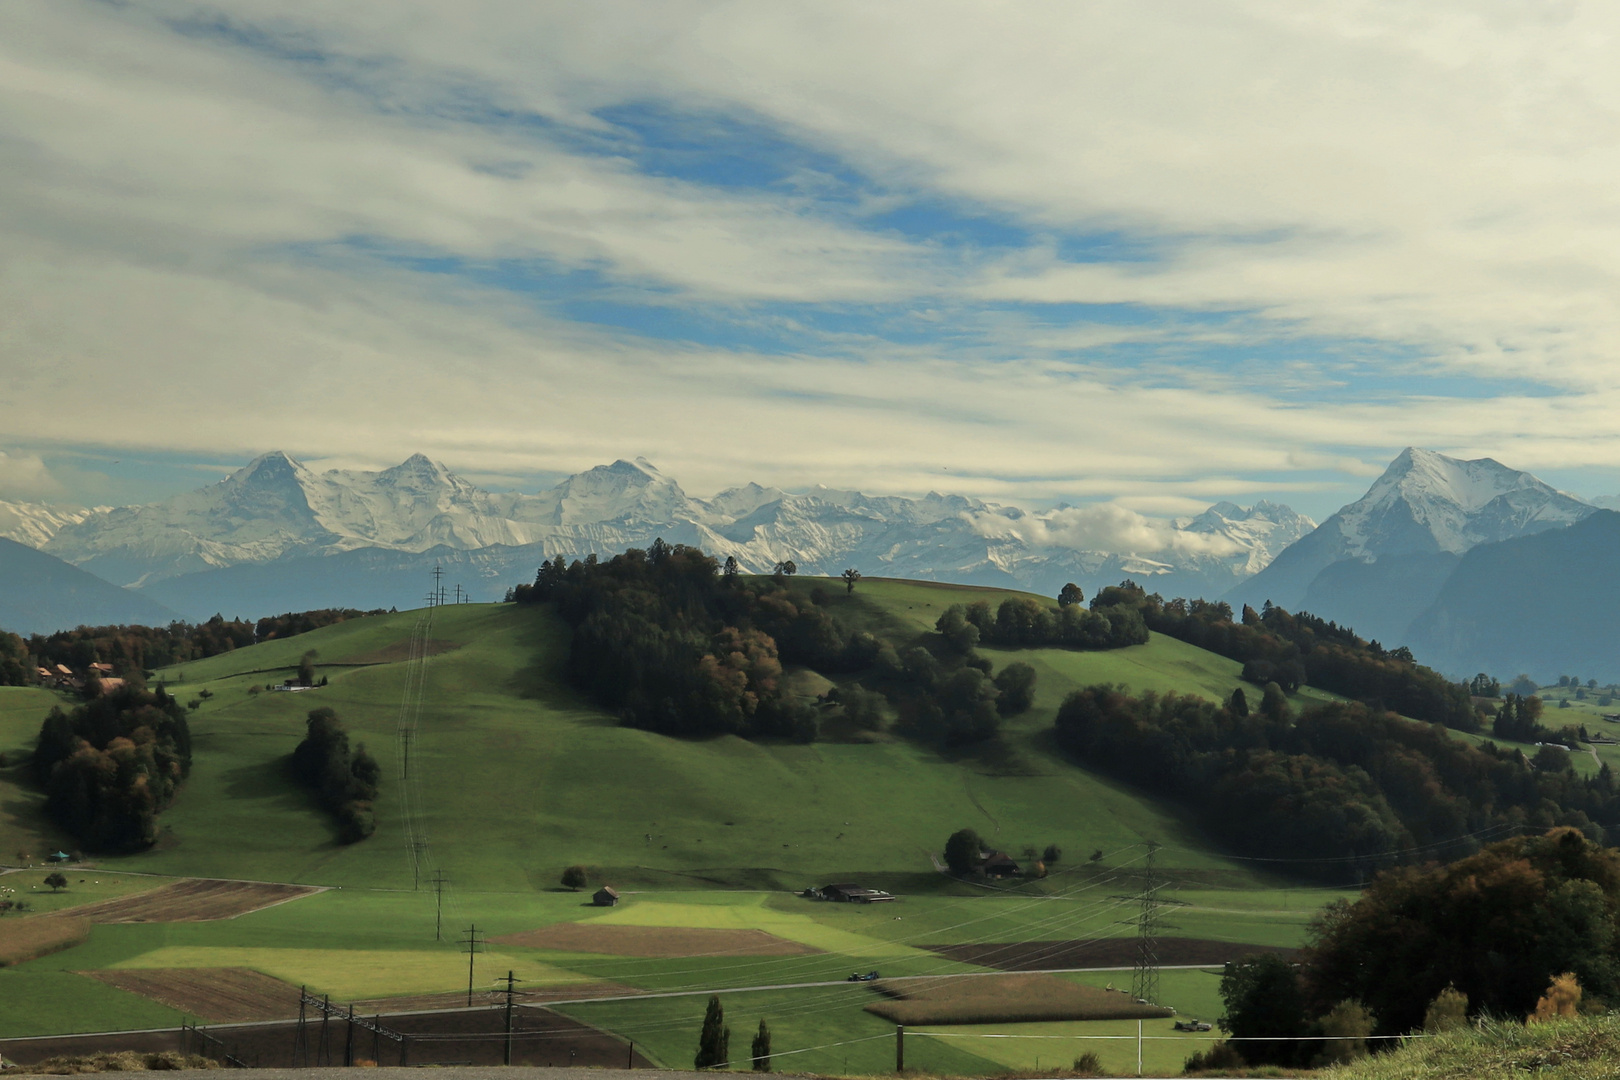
[0,450,61,501]
[5,1,1620,522]
[969,504,1245,559]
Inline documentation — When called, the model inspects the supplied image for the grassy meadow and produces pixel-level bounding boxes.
[0,580,1359,1068]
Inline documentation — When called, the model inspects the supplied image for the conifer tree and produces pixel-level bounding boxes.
[751,1018,771,1071]
[695,995,729,1069]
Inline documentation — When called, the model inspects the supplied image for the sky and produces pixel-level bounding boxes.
[4,1,1620,526]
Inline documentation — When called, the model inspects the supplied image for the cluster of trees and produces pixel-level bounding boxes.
[33,684,192,851]
[289,707,379,843]
[1210,829,1620,1067]
[694,994,771,1071]
[14,609,386,683]
[869,639,1037,744]
[934,597,1147,652]
[1053,682,1620,881]
[514,542,882,740]
[1089,583,1478,730]
[512,542,1034,747]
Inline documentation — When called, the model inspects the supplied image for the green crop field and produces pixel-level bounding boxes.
[0,579,1355,1066]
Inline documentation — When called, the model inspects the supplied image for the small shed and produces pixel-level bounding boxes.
[593,886,620,907]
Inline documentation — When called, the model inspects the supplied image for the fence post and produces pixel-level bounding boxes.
[896,1025,904,1072]
[1137,1019,1143,1076]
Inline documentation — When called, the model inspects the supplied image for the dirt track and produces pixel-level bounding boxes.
[492,923,818,958]
[927,935,1297,970]
[53,880,321,924]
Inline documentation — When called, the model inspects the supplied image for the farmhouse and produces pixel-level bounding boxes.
[593,886,620,907]
[981,851,1021,877]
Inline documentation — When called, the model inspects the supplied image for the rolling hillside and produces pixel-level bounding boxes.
[1,580,1306,891]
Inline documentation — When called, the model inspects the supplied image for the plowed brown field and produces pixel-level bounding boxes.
[80,967,303,1023]
[57,879,321,923]
[492,923,819,958]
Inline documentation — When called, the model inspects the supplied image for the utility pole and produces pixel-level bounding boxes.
[462,925,486,1007]
[1110,841,1184,1007]
[409,838,427,890]
[431,564,445,608]
[497,970,524,1065]
[401,730,413,780]
[431,870,449,941]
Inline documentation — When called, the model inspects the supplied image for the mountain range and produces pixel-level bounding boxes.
[7,446,1619,682]
[3,452,1313,625]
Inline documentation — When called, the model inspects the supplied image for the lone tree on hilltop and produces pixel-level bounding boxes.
[841,568,861,594]
[773,560,797,578]
[944,827,984,876]
[1058,583,1084,608]
[695,995,729,1069]
[44,872,68,891]
[560,865,588,891]
[723,556,739,578]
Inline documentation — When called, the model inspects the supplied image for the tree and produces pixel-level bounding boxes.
[695,994,729,1069]
[1058,583,1084,608]
[560,865,588,891]
[993,662,1037,715]
[750,1018,772,1071]
[773,560,797,577]
[1228,687,1249,717]
[44,872,67,891]
[841,568,861,594]
[723,556,739,578]
[297,650,317,687]
[1219,953,1308,1066]
[1043,844,1062,863]
[944,828,983,876]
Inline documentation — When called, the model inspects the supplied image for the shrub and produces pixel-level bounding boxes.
[1071,1050,1105,1076]
[1182,1041,1245,1074]
[561,865,588,891]
[1530,973,1582,1022]
[1423,984,1469,1032]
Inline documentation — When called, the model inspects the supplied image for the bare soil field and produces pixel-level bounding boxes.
[52,880,320,923]
[864,972,1172,1025]
[0,1009,653,1070]
[79,967,303,1024]
[927,935,1297,971]
[493,923,818,958]
[0,916,89,967]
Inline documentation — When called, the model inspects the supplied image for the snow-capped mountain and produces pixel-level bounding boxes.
[0,499,95,549]
[24,451,1313,617]
[1228,447,1596,616]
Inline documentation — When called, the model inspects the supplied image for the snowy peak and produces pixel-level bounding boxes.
[547,458,697,526]
[0,499,94,548]
[1340,447,1591,557]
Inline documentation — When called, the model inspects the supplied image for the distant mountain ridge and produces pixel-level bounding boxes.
[19,451,1313,621]
[1227,447,1594,619]
[0,538,180,636]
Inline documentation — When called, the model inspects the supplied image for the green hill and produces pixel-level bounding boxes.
[0,578,1361,1061]
[5,581,1315,890]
